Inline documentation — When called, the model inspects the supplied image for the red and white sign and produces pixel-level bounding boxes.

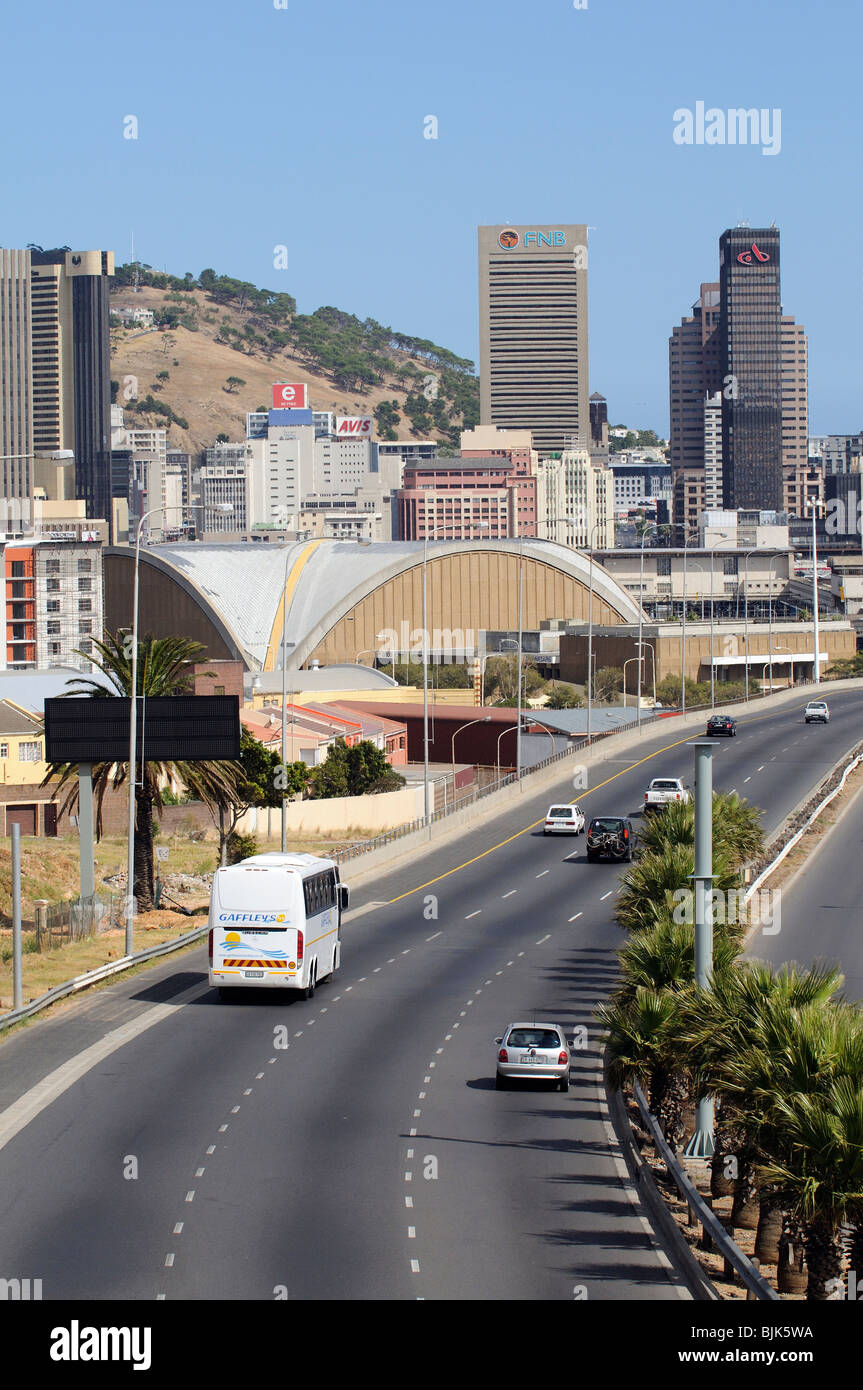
[335,416,373,437]
[272,383,308,408]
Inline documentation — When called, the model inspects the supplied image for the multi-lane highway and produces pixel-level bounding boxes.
[1,689,861,1301]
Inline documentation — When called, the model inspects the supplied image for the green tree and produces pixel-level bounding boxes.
[307,738,405,799]
[544,683,583,709]
[43,632,240,912]
[224,376,246,394]
[592,666,623,702]
[203,727,300,866]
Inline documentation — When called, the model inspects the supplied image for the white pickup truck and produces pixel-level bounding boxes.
[644,777,692,812]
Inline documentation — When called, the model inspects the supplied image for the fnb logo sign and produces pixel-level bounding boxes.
[272,383,308,408]
[335,416,373,436]
[498,229,566,249]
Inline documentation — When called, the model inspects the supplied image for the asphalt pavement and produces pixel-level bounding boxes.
[1,689,861,1301]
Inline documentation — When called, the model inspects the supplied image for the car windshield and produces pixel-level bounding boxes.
[808,703,826,709]
[548,807,574,818]
[507,1029,561,1049]
[591,818,623,832]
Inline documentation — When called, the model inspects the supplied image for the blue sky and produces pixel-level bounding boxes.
[3,0,860,435]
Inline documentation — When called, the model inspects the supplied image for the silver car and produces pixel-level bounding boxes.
[495,1022,570,1091]
[804,700,829,723]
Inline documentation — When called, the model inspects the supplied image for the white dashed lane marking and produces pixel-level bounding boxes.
[600,891,613,901]
[501,890,517,898]
[465,911,482,919]
[569,912,583,922]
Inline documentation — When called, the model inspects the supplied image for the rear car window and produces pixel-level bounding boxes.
[507,1029,561,1049]
[591,818,624,832]
[548,806,574,818]
[650,781,677,789]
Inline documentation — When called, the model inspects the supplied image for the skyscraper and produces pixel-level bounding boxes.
[478,225,589,455]
[718,226,783,510]
[0,249,34,503]
[29,249,115,533]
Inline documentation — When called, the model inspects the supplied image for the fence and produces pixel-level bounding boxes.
[34,892,125,952]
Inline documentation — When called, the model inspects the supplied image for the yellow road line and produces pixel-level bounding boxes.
[385,711,780,904]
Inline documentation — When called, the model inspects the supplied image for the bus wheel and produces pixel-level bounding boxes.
[303,967,316,1001]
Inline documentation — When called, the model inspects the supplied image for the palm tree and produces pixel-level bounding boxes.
[758,1077,863,1299]
[598,986,693,1149]
[679,964,848,1243]
[635,792,763,868]
[43,631,241,912]
[615,841,741,934]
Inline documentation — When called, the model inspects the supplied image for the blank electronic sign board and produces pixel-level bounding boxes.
[44,696,241,765]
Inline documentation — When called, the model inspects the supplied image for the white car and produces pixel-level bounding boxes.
[804,701,830,724]
[495,1022,571,1091]
[544,802,585,835]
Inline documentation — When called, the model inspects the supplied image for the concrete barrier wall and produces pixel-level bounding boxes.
[237,783,425,838]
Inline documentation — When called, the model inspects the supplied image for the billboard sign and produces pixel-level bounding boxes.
[44,696,241,765]
[272,383,308,409]
[335,416,373,437]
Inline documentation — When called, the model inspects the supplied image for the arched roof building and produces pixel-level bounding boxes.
[103,539,643,671]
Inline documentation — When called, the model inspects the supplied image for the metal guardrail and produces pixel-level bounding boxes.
[0,923,209,1032]
[632,1080,779,1301]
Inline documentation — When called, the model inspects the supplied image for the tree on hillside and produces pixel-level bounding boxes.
[224,376,246,394]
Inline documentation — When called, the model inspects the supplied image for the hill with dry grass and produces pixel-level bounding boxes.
[109,265,479,457]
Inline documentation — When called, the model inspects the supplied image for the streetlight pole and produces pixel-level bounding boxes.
[812,508,821,685]
[743,548,758,701]
[684,739,716,1158]
[516,538,524,779]
[636,523,657,732]
[496,724,516,779]
[422,533,431,824]
[451,716,491,792]
[585,520,607,744]
[280,543,291,853]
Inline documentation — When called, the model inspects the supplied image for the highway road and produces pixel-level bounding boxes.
[750,750,863,1002]
[1,689,861,1301]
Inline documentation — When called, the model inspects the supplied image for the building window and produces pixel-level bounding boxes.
[46,559,61,574]
[77,559,92,573]
[18,741,41,762]
[78,600,92,612]
[47,621,61,635]
[0,743,7,759]
[79,621,92,635]
[656,556,671,577]
[723,556,738,576]
[47,599,61,613]
[47,578,60,592]
[78,577,91,591]
[49,642,62,656]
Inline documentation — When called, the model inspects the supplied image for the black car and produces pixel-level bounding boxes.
[585,816,635,862]
[706,714,737,737]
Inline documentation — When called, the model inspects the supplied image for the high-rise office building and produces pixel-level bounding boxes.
[718,226,783,510]
[670,230,807,528]
[0,250,34,503]
[29,249,115,534]
[478,225,589,455]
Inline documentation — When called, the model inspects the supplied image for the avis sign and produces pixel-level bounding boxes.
[335,416,373,437]
[272,383,308,408]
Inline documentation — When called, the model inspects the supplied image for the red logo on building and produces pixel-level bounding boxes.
[736,242,770,265]
[498,229,519,249]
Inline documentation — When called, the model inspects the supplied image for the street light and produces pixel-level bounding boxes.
[496,724,516,779]
[638,639,657,710]
[636,523,659,731]
[742,548,759,701]
[451,716,491,793]
[622,655,639,706]
[585,520,608,744]
[125,500,232,954]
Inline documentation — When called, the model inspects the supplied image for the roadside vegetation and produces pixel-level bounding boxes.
[597,794,863,1300]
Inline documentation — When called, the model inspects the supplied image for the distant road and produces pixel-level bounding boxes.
[0,690,861,1300]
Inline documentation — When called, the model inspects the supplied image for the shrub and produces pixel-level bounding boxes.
[226,831,258,864]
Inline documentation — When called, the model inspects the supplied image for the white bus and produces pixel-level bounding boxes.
[208,852,349,1001]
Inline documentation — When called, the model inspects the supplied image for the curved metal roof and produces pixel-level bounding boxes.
[138,539,643,671]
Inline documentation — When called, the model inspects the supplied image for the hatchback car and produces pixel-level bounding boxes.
[585,816,635,862]
[544,802,585,835]
[804,700,829,723]
[495,1022,570,1091]
[706,714,737,737]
